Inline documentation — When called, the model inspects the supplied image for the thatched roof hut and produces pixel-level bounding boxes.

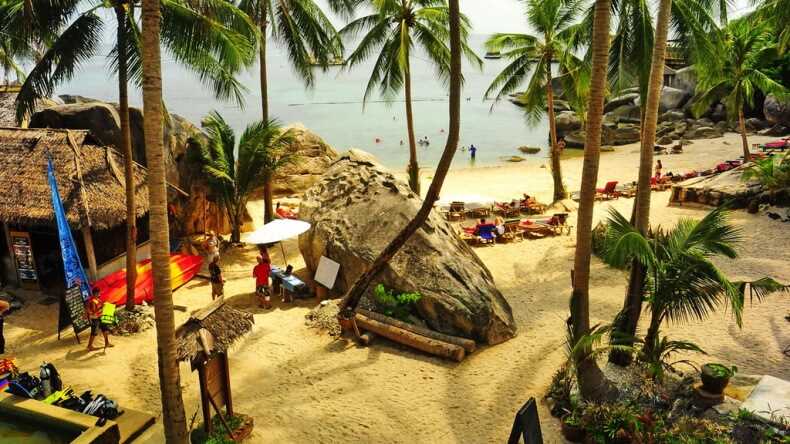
[175,299,254,364]
[0,127,149,230]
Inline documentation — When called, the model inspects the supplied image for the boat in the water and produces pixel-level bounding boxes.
[92,253,203,306]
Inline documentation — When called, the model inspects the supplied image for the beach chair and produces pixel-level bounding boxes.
[595,181,619,200]
[496,202,520,218]
[476,224,497,245]
[447,201,465,221]
[758,138,789,153]
[469,206,491,218]
[519,197,547,215]
[457,227,477,245]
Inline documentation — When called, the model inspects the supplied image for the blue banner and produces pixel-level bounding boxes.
[48,159,91,301]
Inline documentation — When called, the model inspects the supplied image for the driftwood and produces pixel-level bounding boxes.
[357,308,476,353]
[354,312,465,362]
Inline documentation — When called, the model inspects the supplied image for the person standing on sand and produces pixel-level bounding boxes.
[204,231,219,263]
[655,159,663,179]
[86,288,113,351]
[0,299,9,354]
[469,144,477,159]
[209,255,224,300]
[253,255,272,309]
[557,138,566,152]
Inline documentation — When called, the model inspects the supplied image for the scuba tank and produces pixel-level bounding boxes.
[39,362,52,397]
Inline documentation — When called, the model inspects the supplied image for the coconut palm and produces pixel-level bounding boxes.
[237,0,351,223]
[569,0,612,401]
[692,18,787,162]
[601,207,789,355]
[14,0,254,310]
[340,0,481,195]
[194,111,296,243]
[140,0,187,440]
[339,0,464,312]
[755,0,790,52]
[484,0,589,202]
[742,152,790,191]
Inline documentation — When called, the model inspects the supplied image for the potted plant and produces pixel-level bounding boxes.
[701,363,737,394]
[560,411,585,443]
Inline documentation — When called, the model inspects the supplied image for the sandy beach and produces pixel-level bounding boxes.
[5,133,789,443]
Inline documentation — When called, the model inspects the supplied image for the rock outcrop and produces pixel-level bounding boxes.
[764,95,790,128]
[263,123,339,197]
[298,150,517,345]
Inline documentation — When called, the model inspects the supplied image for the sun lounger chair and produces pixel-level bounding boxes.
[457,227,477,245]
[495,202,520,218]
[447,201,465,221]
[469,207,491,218]
[595,181,619,200]
[758,138,789,152]
[476,224,497,245]
[519,197,547,215]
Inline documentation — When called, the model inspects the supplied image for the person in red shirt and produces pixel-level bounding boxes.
[86,287,113,351]
[253,255,272,309]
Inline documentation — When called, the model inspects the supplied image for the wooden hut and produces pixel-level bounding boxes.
[0,127,150,291]
[175,299,254,437]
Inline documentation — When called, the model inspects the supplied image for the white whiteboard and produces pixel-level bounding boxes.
[314,256,340,289]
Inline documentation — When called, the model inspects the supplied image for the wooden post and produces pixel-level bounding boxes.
[81,225,98,281]
[1,222,17,287]
[221,354,233,417]
[197,363,212,434]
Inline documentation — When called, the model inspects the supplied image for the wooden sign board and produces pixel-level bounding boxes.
[9,231,37,287]
[197,353,233,434]
[507,398,543,444]
[58,285,90,342]
[314,256,340,289]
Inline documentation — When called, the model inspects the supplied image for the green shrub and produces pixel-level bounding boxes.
[190,414,246,444]
[372,284,422,322]
[706,363,737,378]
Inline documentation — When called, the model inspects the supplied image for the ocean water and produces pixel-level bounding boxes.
[57,34,550,170]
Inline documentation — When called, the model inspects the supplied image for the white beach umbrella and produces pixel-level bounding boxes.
[242,219,311,245]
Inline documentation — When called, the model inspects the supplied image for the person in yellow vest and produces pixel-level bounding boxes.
[86,288,114,351]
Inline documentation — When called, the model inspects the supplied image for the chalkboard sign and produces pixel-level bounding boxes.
[9,231,37,283]
[507,398,543,444]
[58,285,89,342]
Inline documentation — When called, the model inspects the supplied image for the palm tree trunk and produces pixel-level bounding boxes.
[141,1,188,441]
[643,310,663,356]
[263,176,274,223]
[404,58,420,195]
[570,0,612,402]
[609,0,672,366]
[116,5,137,312]
[545,53,565,202]
[339,0,463,312]
[259,17,268,122]
[738,108,751,162]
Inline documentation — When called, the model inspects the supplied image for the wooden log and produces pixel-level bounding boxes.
[354,313,465,362]
[357,308,477,353]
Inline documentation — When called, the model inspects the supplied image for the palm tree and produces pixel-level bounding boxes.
[141,0,187,440]
[340,0,481,196]
[601,207,788,355]
[755,0,790,51]
[742,152,790,191]
[237,0,350,223]
[569,0,612,401]
[194,111,295,242]
[14,0,255,310]
[339,0,464,312]
[485,0,588,202]
[692,18,787,162]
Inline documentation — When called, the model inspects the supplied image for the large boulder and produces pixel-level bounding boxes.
[608,104,641,120]
[659,86,689,111]
[298,151,517,344]
[613,123,641,145]
[604,93,639,113]
[555,111,582,133]
[264,123,339,197]
[673,67,697,94]
[764,94,790,127]
[659,109,685,122]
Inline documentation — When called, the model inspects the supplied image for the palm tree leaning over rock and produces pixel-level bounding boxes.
[194,111,295,242]
[339,0,464,312]
[341,0,481,196]
[569,0,612,401]
[237,0,351,223]
[141,0,187,440]
[15,0,255,310]
[692,17,787,163]
[485,0,587,202]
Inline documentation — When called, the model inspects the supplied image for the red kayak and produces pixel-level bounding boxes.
[93,253,204,306]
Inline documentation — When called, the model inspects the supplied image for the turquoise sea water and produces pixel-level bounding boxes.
[57,34,550,170]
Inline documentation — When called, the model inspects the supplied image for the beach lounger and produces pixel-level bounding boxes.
[476,224,498,245]
[757,138,789,152]
[447,201,465,221]
[495,202,520,218]
[595,181,619,200]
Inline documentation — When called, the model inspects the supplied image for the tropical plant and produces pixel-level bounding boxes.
[741,152,790,191]
[704,362,737,378]
[13,0,255,310]
[484,0,589,202]
[372,284,422,322]
[340,0,481,195]
[754,0,790,53]
[194,111,296,243]
[569,0,613,401]
[237,0,351,223]
[638,334,705,381]
[339,0,464,312]
[692,18,788,162]
[600,207,790,355]
[140,0,187,439]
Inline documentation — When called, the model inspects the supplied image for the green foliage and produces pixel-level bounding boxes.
[372,284,422,322]
[705,363,737,378]
[193,111,296,240]
[742,153,790,192]
[190,414,245,444]
[639,334,706,381]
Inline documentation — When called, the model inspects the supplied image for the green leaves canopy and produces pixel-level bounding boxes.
[14,0,256,123]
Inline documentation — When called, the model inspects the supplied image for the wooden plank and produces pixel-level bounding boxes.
[354,313,465,362]
[357,308,476,353]
[80,226,98,281]
[191,298,224,322]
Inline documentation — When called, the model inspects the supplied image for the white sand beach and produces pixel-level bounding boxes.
[5,133,789,443]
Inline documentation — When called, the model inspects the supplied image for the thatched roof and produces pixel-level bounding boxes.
[0,127,150,230]
[0,93,18,127]
[175,299,254,362]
